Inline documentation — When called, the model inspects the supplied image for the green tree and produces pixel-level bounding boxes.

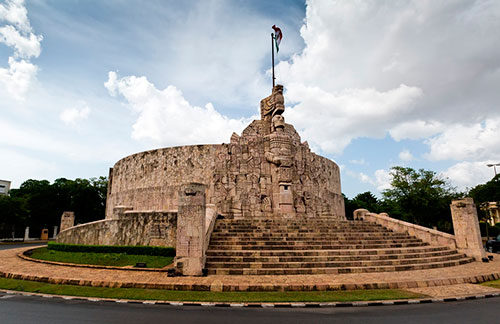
[469,174,500,205]
[5,177,108,238]
[344,191,381,219]
[0,195,28,238]
[381,166,458,232]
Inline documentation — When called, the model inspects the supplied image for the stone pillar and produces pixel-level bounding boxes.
[24,227,29,241]
[52,226,58,239]
[60,211,75,232]
[450,198,486,261]
[175,183,206,276]
[353,209,368,220]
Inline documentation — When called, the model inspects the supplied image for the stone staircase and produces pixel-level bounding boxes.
[205,217,474,275]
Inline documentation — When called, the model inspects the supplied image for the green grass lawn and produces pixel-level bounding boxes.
[29,247,173,269]
[0,277,426,302]
[480,279,500,289]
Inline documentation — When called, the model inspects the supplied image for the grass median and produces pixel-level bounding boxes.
[30,247,173,269]
[0,277,426,302]
[480,279,500,289]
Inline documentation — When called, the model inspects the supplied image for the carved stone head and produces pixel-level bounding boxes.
[272,114,285,132]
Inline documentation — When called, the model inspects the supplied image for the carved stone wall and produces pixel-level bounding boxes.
[57,211,177,247]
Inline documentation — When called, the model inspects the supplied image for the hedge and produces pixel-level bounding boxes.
[47,242,175,257]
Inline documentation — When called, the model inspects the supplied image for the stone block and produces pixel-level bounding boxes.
[60,211,75,232]
[175,183,206,276]
[450,198,486,261]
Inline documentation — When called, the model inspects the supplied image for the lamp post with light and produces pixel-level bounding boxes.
[487,163,500,176]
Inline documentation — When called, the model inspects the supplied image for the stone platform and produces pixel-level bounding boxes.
[1,246,499,295]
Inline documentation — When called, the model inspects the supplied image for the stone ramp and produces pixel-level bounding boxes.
[205,218,474,275]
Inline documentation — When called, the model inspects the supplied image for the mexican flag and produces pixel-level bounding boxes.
[272,25,282,52]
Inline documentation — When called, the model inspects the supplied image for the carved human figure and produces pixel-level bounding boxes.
[260,85,285,121]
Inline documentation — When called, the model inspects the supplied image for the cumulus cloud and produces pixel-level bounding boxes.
[349,168,392,192]
[284,83,423,154]
[0,56,37,99]
[60,104,91,126]
[441,161,497,191]
[425,118,500,162]
[104,71,250,146]
[0,0,42,100]
[398,149,414,162]
[278,0,500,156]
[0,24,42,58]
[0,0,30,32]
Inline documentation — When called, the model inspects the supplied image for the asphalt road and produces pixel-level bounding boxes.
[0,293,499,324]
[0,242,46,250]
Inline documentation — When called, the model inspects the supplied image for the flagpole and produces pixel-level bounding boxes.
[271,32,275,88]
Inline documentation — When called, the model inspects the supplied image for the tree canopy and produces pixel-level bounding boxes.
[0,177,107,238]
[344,166,460,233]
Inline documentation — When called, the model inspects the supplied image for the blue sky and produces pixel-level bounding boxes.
[1,0,500,198]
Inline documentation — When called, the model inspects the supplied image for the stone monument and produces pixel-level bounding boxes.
[104,84,345,220]
[57,85,345,248]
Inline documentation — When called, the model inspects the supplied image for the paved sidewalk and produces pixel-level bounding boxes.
[1,247,499,294]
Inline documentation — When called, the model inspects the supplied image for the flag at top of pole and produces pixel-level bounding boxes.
[271,25,282,87]
[272,25,283,52]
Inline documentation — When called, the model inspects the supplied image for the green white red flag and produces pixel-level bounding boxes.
[272,25,282,52]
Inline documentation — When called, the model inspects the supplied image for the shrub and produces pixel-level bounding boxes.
[47,242,175,256]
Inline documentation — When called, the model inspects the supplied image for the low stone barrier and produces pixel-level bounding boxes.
[56,211,177,247]
[355,209,457,249]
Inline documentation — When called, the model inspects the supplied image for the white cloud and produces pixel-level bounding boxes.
[60,105,91,126]
[104,71,250,146]
[349,168,392,192]
[425,118,500,162]
[0,0,42,100]
[0,56,37,99]
[284,83,423,154]
[0,0,30,33]
[389,120,444,141]
[441,161,497,191]
[277,0,500,155]
[398,149,413,162]
[374,169,392,191]
[0,24,42,58]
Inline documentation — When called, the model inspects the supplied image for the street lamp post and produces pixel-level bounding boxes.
[486,163,500,176]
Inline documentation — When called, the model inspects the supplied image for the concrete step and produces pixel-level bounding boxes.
[205,258,475,275]
[205,253,469,269]
[206,249,461,263]
[212,229,394,234]
[210,232,409,239]
[208,238,423,245]
[205,246,451,257]
[207,242,429,250]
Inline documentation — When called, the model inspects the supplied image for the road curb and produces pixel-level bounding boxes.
[1,288,499,308]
